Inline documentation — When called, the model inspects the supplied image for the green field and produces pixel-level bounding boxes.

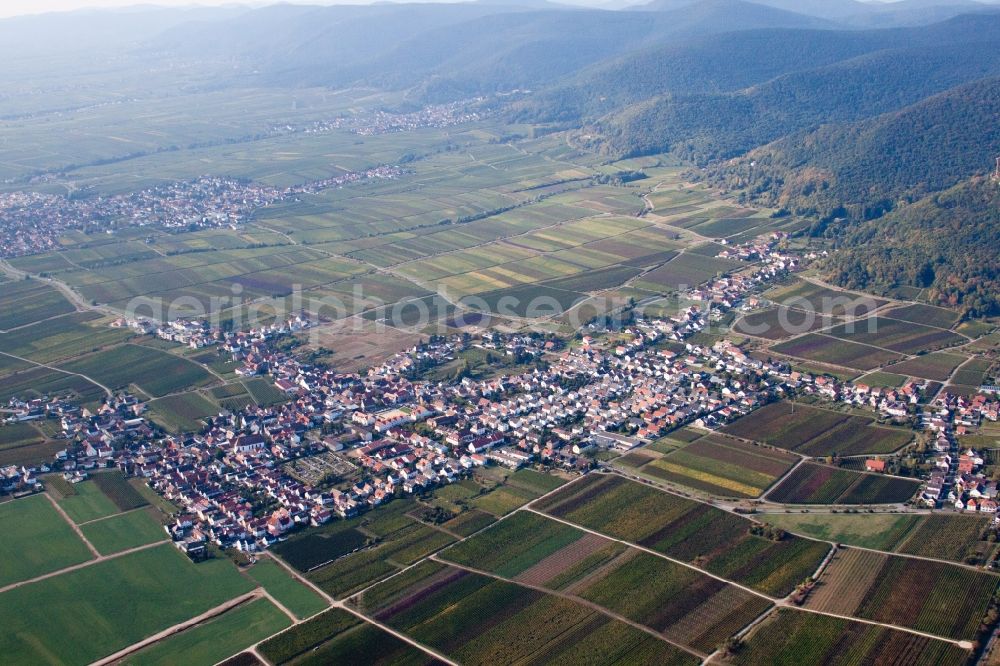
[79,508,167,555]
[60,344,215,398]
[767,463,920,505]
[0,494,93,587]
[0,282,76,331]
[57,479,121,523]
[246,559,328,620]
[147,391,220,432]
[125,597,292,666]
[765,513,921,551]
[0,421,45,449]
[0,544,255,664]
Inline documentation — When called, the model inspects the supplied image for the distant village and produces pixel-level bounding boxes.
[284,99,485,137]
[0,166,403,258]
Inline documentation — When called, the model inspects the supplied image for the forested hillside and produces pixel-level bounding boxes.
[825,177,1000,316]
[703,76,1000,221]
[590,28,1000,162]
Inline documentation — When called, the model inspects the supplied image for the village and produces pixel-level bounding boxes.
[3,289,997,560]
[1,226,998,562]
[0,166,403,258]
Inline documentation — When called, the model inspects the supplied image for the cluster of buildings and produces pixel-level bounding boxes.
[716,232,790,262]
[807,377,929,421]
[919,391,1000,511]
[291,99,484,137]
[690,237,800,307]
[0,167,403,258]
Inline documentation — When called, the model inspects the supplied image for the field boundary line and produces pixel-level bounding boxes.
[760,457,807,502]
[91,589,263,666]
[781,602,975,650]
[0,539,168,595]
[522,506,780,603]
[430,555,708,660]
[0,349,113,397]
[259,588,298,624]
[334,601,461,666]
[75,505,149,527]
[45,492,100,558]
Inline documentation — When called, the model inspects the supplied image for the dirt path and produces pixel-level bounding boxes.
[431,555,706,660]
[0,349,113,397]
[93,590,263,666]
[45,492,100,558]
[0,539,167,595]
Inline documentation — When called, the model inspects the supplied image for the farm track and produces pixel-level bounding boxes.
[0,349,113,397]
[95,590,264,666]
[45,492,100,558]
[429,554,707,660]
[0,538,168,595]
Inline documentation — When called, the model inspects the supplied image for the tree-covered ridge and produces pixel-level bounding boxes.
[825,177,1000,317]
[702,76,1000,221]
[591,36,1000,164]
[514,14,1000,127]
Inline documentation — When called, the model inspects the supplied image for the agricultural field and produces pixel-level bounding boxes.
[767,280,887,317]
[0,365,108,411]
[887,352,969,381]
[804,547,999,641]
[767,462,920,504]
[440,512,773,654]
[895,513,997,564]
[0,544,255,665]
[0,311,133,364]
[244,377,292,406]
[353,561,699,664]
[0,421,46,452]
[275,499,459,598]
[771,333,904,370]
[730,608,970,666]
[60,344,215,398]
[635,252,737,292]
[534,473,830,597]
[856,371,908,387]
[92,470,150,512]
[733,307,833,340]
[441,509,497,537]
[258,607,439,666]
[147,390,221,432]
[826,317,966,355]
[125,598,292,666]
[79,507,167,555]
[469,483,539,516]
[883,303,962,329]
[306,522,455,598]
[0,494,93,587]
[56,478,121,523]
[951,357,994,389]
[629,434,798,498]
[721,401,912,456]
[764,512,922,551]
[0,281,76,331]
[246,559,328,620]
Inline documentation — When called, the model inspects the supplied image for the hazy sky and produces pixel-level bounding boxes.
[0,0,917,19]
[0,2,367,19]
